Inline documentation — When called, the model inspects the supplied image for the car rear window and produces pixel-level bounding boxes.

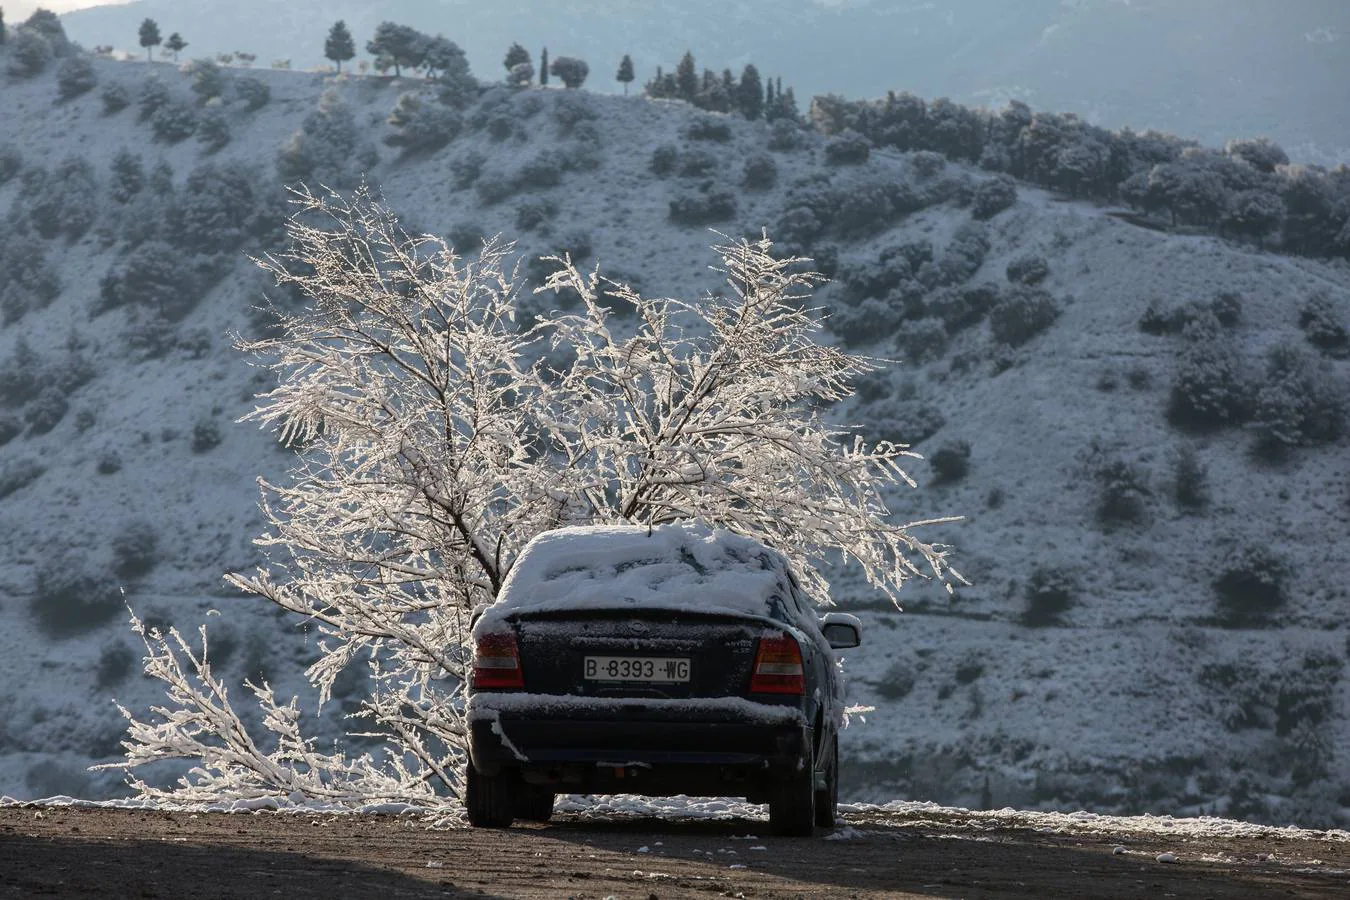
[480,521,795,624]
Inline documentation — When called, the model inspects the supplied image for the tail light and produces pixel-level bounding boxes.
[749,632,804,695]
[472,632,524,690]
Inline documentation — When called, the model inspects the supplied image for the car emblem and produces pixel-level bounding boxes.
[627,620,649,634]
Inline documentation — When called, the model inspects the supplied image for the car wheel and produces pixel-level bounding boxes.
[514,785,555,822]
[814,733,838,829]
[465,765,515,828]
[768,748,816,836]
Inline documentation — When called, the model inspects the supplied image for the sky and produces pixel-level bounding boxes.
[7,0,128,18]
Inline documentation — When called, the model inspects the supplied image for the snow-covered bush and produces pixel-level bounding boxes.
[1172,443,1209,512]
[767,118,804,152]
[175,161,263,253]
[649,144,678,176]
[1006,254,1050,286]
[55,55,97,101]
[513,197,556,231]
[1249,344,1346,462]
[971,174,1017,220]
[859,396,946,446]
[929,283,1000,334]
[0,457,45,499]
[0,415,20,448]
[100,81,130,115]
[449,149,486,189]
[517,153,563,189]
[1091,455,1151,529]
[96,240,194,317]
[30,554,120,638]
[385,92,461,152]
[686,115,732,143]
[557,122,604,172]
[988,286,1058,346]
[96,448,123,475]
[152,99,198,144]
[929,439,972,484]
[104,188,962,806]
[236,76,270,111]
[24,386,69,435]
[936,221,990,285]
[191,419,222,453]
[97,640,137,689]
[824,130,871,165]
[6,27,54,78]
[184,58,226,104]
[195,107,231,154]
[1212,543,1289,627]
[833,181,895,237]
[1020,565,1076,627]
[668,186,737,225]
[108,149,145,203]
[551,89,596,133]
[1166,316,1251,430]
[0,144,22,184]
[742,153,777,190]
[136,76,171,122]
[112,520,160,578]
[1299,292,1348,356]
[677,147,718,177]
[907,152,945,179]
[1210,290,1243,327]
[895,317,949,364]
[0,233,61,323]
[276,89,373,188]
[828,297,907,347]
[875,661,917,700]
[16,157,99,241]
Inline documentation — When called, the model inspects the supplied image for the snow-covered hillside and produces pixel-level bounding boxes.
[58,0,1350,164]
[1,41,1348,829]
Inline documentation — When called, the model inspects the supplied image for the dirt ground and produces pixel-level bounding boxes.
[3,803,1349,899]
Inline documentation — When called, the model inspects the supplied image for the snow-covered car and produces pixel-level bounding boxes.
[465,521,862,836]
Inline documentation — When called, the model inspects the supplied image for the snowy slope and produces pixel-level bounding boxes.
[0,50,1348,828]
[58,0,1350,163]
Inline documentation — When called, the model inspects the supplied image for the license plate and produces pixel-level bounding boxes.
[584,656,690,683]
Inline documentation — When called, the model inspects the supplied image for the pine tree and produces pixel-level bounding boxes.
[138,18,161,62]
[616,54,634,95]
[540,47,548,85]
[164,33,186,62]
[737,63,764,120]
[504,42,529,72]
[675,51,697,102]
[0,8,7,46]
[765,76,775,108]
[325,21,355,73]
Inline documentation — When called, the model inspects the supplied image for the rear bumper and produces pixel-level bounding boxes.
[467,694,811,796]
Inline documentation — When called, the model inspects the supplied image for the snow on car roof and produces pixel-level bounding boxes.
[478,521,794,626]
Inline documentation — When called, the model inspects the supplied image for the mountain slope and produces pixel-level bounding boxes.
[59,0,1350,162]
[0,51,1348,827]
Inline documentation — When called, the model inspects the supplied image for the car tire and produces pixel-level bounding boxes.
[768,749,816,837]
[514,785,555,822]
[814,734,838,829]
[465,765,515,828]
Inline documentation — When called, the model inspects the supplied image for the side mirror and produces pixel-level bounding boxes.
[819,612,862,650]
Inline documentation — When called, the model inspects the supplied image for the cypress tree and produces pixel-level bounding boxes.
[325,21,355,73]
[540,47,548,85]
[616,53,634,95]
[1,9,7,46]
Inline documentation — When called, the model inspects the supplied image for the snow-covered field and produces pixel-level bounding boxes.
[1,47,1348,828]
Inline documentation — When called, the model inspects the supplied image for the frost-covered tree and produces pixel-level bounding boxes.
[184,58,225,104]
[549,55,588,89]
[103,187,963,805]
[324,21,355,73]
[164,32,186,62]
[276,89,373,187]
[109,148,145,203]
[56,54,97,100]
[138,18,161,62]
[675,50,698,102]
[737,63,763,120]
[385,91,460,152]
[616,53,634,94]
[6,25,52,77]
